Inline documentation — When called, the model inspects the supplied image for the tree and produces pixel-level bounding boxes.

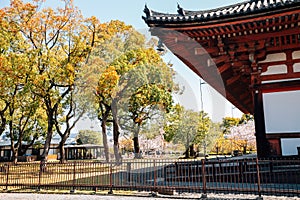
[138,129,165,156]
[0,10,14,136]
[0,45,47,163]
[205,122,223,155]
[54,89,87,163]
[163,104,183,143]
[163,105,211,158]
[214,114,255,155]
[89,21,132,162]
[129,83,173,158]
[112,48,175,161]
[0,5,48,163]
[2,0,99,163]
[194,111,212,157]
[119,137,133,155]
[91,22,176,162]
[226,119,256,154]
[7,89,46,164]
[95,65,118,162]
[76,130,102,145]
[221,117,240,134]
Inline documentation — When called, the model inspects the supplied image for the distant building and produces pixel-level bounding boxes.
[0,133,104,162]
[64,144,104,160]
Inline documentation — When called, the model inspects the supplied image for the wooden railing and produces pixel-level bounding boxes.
[0,157,299,198]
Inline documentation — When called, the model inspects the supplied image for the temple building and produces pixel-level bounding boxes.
[143,0,300,157]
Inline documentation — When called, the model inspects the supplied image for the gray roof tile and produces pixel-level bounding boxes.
[143,0,300,24]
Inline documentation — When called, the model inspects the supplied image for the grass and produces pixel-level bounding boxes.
[0,158,172,194]
[0,161,115,187]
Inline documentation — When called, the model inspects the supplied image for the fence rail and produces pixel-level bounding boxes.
[0,157,299,197]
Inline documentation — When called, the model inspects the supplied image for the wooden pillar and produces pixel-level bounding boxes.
[253,88,270,158]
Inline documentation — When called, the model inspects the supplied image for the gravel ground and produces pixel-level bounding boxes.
[0,193,300,200]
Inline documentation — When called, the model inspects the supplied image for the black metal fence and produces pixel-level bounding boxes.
[0,157,299,197]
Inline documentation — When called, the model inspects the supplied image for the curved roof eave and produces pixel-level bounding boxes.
[143,0,300,28]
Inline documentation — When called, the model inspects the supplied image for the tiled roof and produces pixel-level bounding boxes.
[143,0,300,25]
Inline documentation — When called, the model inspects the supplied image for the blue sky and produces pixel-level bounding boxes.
[0,0,244,121]
[72,0,242,29]
[0,0,242,29]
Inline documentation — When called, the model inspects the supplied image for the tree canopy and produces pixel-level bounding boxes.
[76,130,103,145]
[0,0,100,162]
[0,0,256,163]
[163,104,213,158]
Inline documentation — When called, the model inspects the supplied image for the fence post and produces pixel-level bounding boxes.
[154,160,157,190]
[126,162,131,183]
[37,162,42,191]
[70,161,76,193]
[5,164,9,191]
[108,162,113,194]
[150,160,158,197]
[256,158,262,199]
[38,159,47,191]
[201,159,207,198]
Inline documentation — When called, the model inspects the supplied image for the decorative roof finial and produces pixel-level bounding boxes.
[177,3,185,16]
[144,4,152,18]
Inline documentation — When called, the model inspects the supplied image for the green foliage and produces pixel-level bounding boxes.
[205,122,223,153]
[221,113,254,134]
[239,113,254,124]
[221,117,240,134]
[0,1,178,161]
[163,104,212,150]
[0,0,101,161]
[163,104,184,142]
[87,20,177,161]
[76,130,103,145]
[129,84,173,124]
[194,111,211,144]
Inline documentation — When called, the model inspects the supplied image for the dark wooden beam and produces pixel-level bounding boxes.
[218,63,231,74]
[266,133,300,139]
[261,72,300,82]
[253,88,270,158]
[260,79,300,93]
[226,75,241,86]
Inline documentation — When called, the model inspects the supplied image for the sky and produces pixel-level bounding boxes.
[0,0,244,122]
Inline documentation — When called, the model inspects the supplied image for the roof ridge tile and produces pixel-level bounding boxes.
[143,0,300,24]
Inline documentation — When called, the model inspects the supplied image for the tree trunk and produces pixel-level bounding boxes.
[58,137,67,163]
[112,100,121,164]
[101,116,110,162]
[60,144,66,163]
[9,121,18,164]
[184,147,189,159]
[41,118,54,164]
[243,144,247,154]
[113,120,121,164]
[0,114,6,137]
[133,137,141,159]
[12,150,18,165]
[189,144,195,158]
[133,124,142,159]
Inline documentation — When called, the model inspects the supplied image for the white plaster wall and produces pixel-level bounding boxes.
[293,63,300,72]
[292,50,300,59]
[263,90,300,133]
[281,138,300,156]
[261,64,287,76]
[258,53,286,63]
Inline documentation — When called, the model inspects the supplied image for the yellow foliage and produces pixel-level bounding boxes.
[119,138,133,152]
[97,66,119,98]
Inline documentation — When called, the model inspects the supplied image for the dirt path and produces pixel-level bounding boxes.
[0,193,300,200]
